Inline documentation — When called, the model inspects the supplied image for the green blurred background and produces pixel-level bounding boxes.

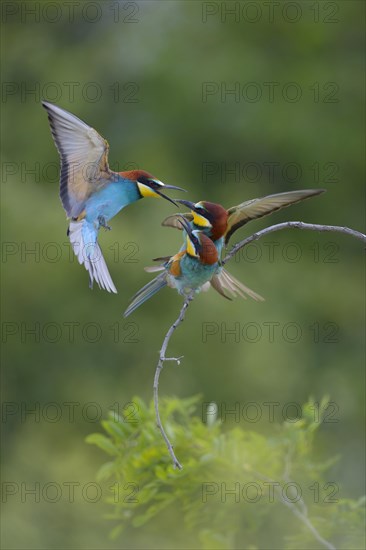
[1,1,364,548]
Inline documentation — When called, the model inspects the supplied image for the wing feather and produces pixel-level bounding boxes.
[42,101,111,218]
[225,189,325,244]
[211,269,264,301]
[161,213,193,230]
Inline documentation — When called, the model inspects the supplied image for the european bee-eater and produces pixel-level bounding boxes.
[161,189,325,299]
[123,218,263,317]
[42,101,185,293]
[163,189,325,252]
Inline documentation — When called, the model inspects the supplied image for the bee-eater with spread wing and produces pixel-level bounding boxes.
[124,218,263,317]
[42,102,185,293]
[164,190,325,254]
[161,189,325,298]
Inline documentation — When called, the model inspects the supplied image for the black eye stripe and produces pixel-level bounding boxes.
[194,208,213,223]
[138,175,152,186]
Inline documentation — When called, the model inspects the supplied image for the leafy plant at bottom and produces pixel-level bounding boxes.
[86,396,365,549]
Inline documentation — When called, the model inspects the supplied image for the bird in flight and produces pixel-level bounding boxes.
[42,102,185,293]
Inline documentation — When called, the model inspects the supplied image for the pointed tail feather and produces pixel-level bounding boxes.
[144,265,166,273]
[144,255,172,273]
[211,268,264,301]
[68,220,117,293]
[124,273,168,317]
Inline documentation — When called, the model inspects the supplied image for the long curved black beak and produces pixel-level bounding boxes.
[163,184,187,192]
[176,199,196,210]
[155,190,178,207]
[155,184,187,207]
[177,215,202,253]
[177,215,193,236]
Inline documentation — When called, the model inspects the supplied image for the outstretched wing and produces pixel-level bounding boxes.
[162,212,193,230]
[42,101,111,218]
[225,189,325,244]
[211,269,264,301]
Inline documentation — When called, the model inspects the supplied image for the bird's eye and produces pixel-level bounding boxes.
[137,176,149,185]
[147,179,163,188]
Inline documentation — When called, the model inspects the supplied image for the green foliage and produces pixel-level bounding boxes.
[87,396,365,550]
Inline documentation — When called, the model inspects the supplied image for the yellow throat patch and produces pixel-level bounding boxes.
[186,236,199,258]
[192,211,212,228]
[137,182,159,198]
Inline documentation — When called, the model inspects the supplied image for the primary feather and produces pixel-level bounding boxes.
[211,268,264,301]
[225,189,325,244]
[42,101,110,218]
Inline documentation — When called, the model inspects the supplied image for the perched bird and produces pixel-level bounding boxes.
[161,189,325,298]
[124,217,263,317]
[163,189,325,255]
[42,101,185,293]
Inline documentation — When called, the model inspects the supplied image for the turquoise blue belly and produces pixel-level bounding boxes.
[85,179,140,223]
[174,257,218,293]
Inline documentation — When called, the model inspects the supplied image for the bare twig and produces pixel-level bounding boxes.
[279,488,336,550]
[153,293,195,469]
[223,221,366,265]
[253,469,336,550]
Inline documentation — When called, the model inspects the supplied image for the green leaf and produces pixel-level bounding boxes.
[96,461,115,482]
[85,433,119,456]
[109,524,124,540]
[101,419,127,440]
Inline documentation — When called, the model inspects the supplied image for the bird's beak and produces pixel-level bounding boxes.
[154,182,186,207]
[162,184,187,192]
[176,199,212,229]
[177,215,193,236]
[154,190,178,207]
[177,215,202,255]
[176,199,196,210]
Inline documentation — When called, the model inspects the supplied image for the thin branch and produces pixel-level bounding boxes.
[280,491,336,550]
[253,470,336,550]
[223,221,366,265]
[153,293,194,469]
[282,448,307,516]
[152,219,365,470]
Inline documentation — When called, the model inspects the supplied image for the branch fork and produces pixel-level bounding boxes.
[153,222,364,470]
[153,294,194,470]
